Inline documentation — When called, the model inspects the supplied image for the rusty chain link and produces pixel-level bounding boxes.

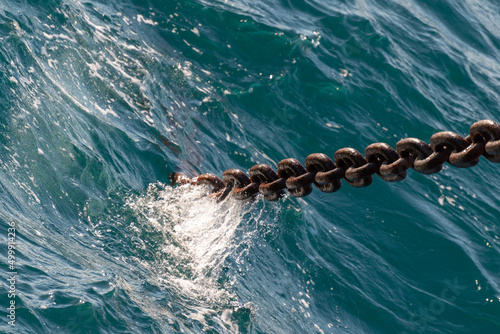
[169,120,500,202]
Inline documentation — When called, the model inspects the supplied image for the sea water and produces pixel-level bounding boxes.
[0,0,499,333]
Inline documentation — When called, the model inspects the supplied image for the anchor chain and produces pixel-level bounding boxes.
[169,120,500,202]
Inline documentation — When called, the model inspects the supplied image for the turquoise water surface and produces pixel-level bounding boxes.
[1,0,500,333]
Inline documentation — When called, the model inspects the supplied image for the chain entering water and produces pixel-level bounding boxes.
[170,120,500,202]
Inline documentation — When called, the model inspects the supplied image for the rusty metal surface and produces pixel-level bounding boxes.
[171,120,500,202]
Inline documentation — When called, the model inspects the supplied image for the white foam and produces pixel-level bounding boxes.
[127,182,258,305]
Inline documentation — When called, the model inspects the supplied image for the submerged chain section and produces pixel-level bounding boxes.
[170,120,500,202]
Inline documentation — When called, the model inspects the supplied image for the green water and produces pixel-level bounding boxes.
[0,0,499,333]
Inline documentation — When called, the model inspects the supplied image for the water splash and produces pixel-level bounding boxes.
[126,182,264,330]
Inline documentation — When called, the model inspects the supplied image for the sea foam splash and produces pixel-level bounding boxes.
[126,182,267,330]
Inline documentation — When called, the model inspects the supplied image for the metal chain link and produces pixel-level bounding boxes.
[169,120,500,202]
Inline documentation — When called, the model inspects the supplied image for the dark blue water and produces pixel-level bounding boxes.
[1,0,500,333]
